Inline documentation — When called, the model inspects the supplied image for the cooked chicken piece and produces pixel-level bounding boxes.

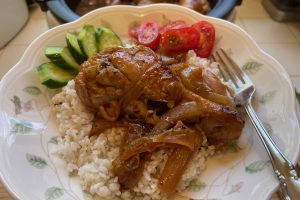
[74,46,245,194]
[123,100,149,120]
[157,50,186,66]
[141,65,183,103]
[75,46,160,119]
[199,114,244,147]
[76,45,184,121]
[75,53,128,111]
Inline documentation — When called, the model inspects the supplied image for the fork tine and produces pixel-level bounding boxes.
[211,54,230,83]
[213,50,239,88]
[219,48,246,83]
[219,48,253,85]
[215,49,245,88]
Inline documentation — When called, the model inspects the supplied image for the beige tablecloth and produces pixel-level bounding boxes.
[0,182,14,200]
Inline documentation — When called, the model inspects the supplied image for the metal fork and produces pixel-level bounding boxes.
[211,48,300,200]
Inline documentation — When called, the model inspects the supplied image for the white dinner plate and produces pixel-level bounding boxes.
[0,4,299,200]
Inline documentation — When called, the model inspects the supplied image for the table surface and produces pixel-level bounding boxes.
[0,184,14,200]
[1,0,300,199]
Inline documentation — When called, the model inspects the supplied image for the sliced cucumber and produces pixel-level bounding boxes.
[45,46,80,73]
[97,27,123,51]
[78,24,98,58]
[37,62,75,89]
[45,46,63,60]
[66,32,87,64]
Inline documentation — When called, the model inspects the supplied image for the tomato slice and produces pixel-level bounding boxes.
[161,27,200,52]
[160,20,188,35]
[137,21,161,51]
[128,25,140,39]
[192,21,215,58]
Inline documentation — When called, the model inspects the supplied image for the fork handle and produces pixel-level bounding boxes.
[244,103,300,199]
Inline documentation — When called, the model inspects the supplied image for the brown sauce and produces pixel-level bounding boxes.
[74,45,244,196]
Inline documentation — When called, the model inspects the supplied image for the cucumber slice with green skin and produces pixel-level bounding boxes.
[78,24,98,58]
[66,32,87,64]
[97,27,123,51]
[45,46,63,60]
[45,46,80,73]
[37,62,75,89]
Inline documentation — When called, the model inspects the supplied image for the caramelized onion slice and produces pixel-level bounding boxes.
[205,92,234,106]
[162,101,202,122]
[118,137,161,161]
[153,94,232,132]
[113,122,200,189]
[152,121,197,151]
[113,154,147,189]
[158,147,193,196]
[176,64,234,105]
[112,136,159,189]
[119,122,199,161]
[90,117,127,136]
[154,92,237,132]
[113,122,204,190]
[202,68,229,96]
[154,101,202,131]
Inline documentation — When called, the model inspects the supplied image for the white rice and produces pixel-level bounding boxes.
[52,53,216,199]
[186,50,220,75]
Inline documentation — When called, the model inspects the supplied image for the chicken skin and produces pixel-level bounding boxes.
[74,45,244,195]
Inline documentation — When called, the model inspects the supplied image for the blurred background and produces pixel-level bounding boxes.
[1,0,299,88]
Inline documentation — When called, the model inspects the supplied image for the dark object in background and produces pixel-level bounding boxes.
[26,0,36,5]
[74,0,210,16]
[262,0,300,21]
[74,0,207,16]
[36,0,242,24]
